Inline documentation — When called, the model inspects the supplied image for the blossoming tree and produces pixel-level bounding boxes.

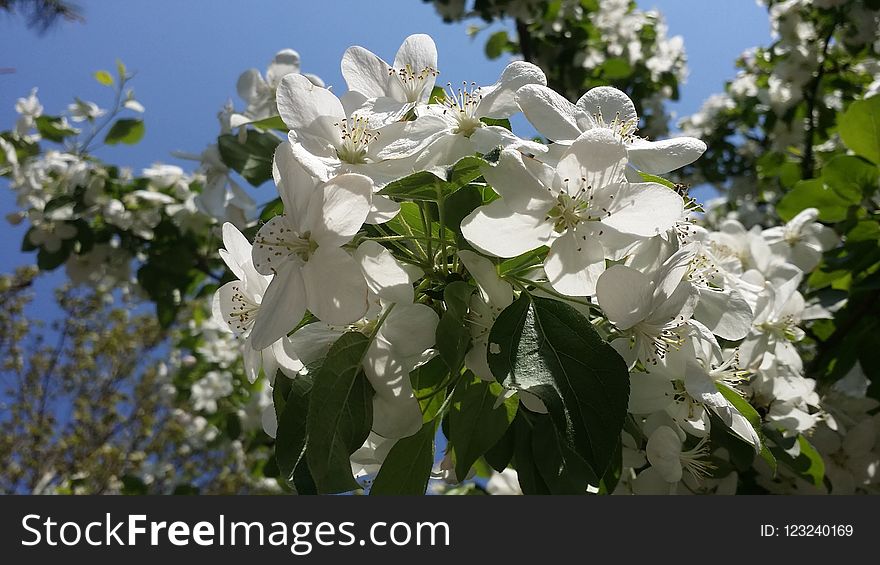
[2,0,879,495]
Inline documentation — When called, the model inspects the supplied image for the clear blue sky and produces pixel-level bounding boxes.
[0,0,771,294]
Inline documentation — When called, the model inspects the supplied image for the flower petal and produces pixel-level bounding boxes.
[600,182,684,237]
[355,240,421,304]
[250,261,306,350]
[556,129,628,194]
[544,227,605,296]
[576,86,638,129]
[305,173,373,247]
[302,246,368,326]
[461,199,552,258]
[476,61,547,119]
[458,250,513,308]
[596,265,653,330]
[517,84,587,142]
[277,73,344,131]
[628,137,707,174]
[341,45,394,99]
[479,149,555,214]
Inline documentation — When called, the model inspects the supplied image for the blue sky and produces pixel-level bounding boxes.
[0,0,771,301]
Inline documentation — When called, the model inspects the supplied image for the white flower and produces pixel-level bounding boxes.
[342,34,439,126]
[15,88,43,138]
[486,468,522,495]
[232,48,324,126]
[190,370,234,414]
[463,129,685,296]
[516,84,706,174]
[277,73,437,223]
[248,146,372,349]
[67,98,106,122]
[645,425,713,484]
[761,207,838,272]
[596,247,697,370]
[411,61,548,173]
[212,222,304,383]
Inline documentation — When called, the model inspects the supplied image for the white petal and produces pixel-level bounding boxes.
[458,250,513,308]
[276,73,344,131]
[544,227,605,296]
[628,137,707,174]
[596,265,653,330]
[251,216,298,276]
[394,34,437,75]
[460,199,552,258]
[266,49,301,85]
[576,86,638,129]
[355,240,422,304]
[288,323,342,367]
[372,115,447,160]
[479,149,555,214]
[470,124,549,155]
[645,426,683,483]
[364,338,424,439]
[476,61,547,119]
[273,141,319,229]
[694,287,753,341]
[601,182,684,237]
[517,84,587,142]
[236,69,265,104]
[305,173,372,247]
[365,195,401,225]
[302,247,368,326]
[341,46,395,99]
[556,129,628,193]
[378,303,439,358]
[219,222,252,280]
[250,261,306,350]
[271,338,305,378]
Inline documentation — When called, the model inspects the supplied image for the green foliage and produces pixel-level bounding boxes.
[369,422,436,495]
[305,332,374,494]
[217,130,280,186]
[448,375,517,480]
[487,292,630,482]
[104,118,145,145]
[379,155,486,201]
[838,95,880,165]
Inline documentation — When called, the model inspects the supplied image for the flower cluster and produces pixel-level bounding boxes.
[206,34,853,494]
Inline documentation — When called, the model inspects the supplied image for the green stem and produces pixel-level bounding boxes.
[510,276,595,310]
[437,196,449,275]
[418,203,433,267]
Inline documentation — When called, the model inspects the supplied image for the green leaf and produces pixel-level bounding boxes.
[637,171,677,190]
[838,95,880,164]
[429,86,447,104]
[483,419,516,472]
[480,117,512,131]
[512,412,550,494]
[410,356,449,422]
[115,59,127,79]
[435,281,475,373]
[487,293,630,478]
[306,332,374,493]
[443,184,482,236]
[275,375,313,492]
[246,115,289,131]
[531,413,597,494]
[94,70,114,86]
[217,130,280,186]
[716,382,763,441]
[37,244,71,271]
[370,422,435,495]
[259,197,284,222]
[822,155,878,201]
[599,57,633,80]
[449,375,517,480]
[378,155,486,201]
[765,428,825,488]
[485,30,510,60]
[104,119,145,145]
[776,179,853,223]
[34,115,78,143]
